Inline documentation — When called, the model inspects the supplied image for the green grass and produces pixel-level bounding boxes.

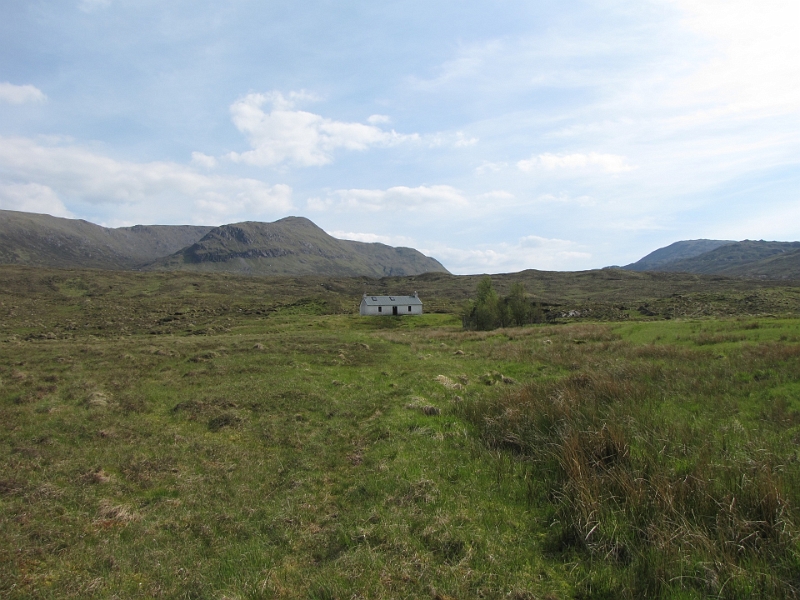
[2,266,800,598]
[460,321,800,599]
[0,309,563,598]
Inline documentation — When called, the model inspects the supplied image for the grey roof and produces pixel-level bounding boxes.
[361,295,422,306]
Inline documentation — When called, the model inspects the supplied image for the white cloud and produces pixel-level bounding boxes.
[426,131,480,149]
[0,83,46,104]
[367,114,391,125]
[191,152,217,169]
[453,132,479,148]
[0,183,73,218]
[308,186,518,221]
[475,161,508,175]
[428,235,591,275]
[326,229,586,273]
[308,185,471,213]
[305,197,327,212]
[667,0,800,114]
[227,92,419,167]
[0,136,292,223]
[518,152,635,173]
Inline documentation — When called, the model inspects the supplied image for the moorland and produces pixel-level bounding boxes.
[3,264,800,599]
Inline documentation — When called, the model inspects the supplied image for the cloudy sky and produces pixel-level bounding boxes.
[1,0,799,273]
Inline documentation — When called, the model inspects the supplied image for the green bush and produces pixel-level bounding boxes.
[463,279,542,330]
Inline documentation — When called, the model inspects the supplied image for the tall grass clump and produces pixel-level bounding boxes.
[459,343,800,598]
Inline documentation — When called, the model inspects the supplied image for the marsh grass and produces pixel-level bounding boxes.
[459,322,800,598]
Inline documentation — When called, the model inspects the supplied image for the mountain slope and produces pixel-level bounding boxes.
[623,239,735,271]
[0,209,212,269]
[726,248,800,279]
[0,210,448,277]
[148,217,449,277]
[623,238,800,279]
[661,240,800,277]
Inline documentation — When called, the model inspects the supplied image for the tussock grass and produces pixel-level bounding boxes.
[459,323,800,598]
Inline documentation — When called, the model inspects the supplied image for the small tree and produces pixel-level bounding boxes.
[508,282,529,326]
[463,278,543,330]
[475,276,497,305]
[498,299,513,328]
[463,276,501,330]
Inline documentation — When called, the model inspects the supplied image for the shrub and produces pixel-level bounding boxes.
[463,279,543,330]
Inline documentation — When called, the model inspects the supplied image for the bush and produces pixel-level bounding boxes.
[463,279,542,330]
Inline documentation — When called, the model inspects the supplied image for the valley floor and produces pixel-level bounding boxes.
[2,268,800,599]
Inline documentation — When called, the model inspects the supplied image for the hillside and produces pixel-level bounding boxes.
[623,239,734,271]
[0,210,448,277]
[659,240,800,277]
[622,240,736,271]
[624,239,800,279]
[149,217,448,277]
[0,209,212,270]
[729,247,800,279]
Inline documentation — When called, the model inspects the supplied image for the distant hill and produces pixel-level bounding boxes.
[726,247,800,279]
[0,209,212,269]
[149,217,448,277]
[0,210,448,277]
[660,240,800,277]
[624,239,800,279]
[623,240,735,271]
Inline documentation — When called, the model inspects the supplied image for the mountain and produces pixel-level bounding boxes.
[624,239,800,279]
[0,210,449,277]
[623,239,735,271]
[0,209,212,269]
[148,217,448,277]
[660,240,800,277]
[726,247,800,279]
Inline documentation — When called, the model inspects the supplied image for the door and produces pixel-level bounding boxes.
[392,306,398,315]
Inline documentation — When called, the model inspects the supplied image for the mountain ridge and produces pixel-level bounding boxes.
[0,209,212,270]
[0,209,448,277]
[623,239,735,271]
[149,217,447,277]
[623,239,800,279]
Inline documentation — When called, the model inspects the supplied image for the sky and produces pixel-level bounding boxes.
[1,0,799,274]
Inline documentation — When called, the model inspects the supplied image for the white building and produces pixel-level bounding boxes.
[360,292,423,316]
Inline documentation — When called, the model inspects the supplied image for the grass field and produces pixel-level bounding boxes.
[2,266,800,598]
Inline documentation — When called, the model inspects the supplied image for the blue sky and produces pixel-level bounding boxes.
[1,0,799,273]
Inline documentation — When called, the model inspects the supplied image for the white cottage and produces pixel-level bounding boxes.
[360,292,423,316]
